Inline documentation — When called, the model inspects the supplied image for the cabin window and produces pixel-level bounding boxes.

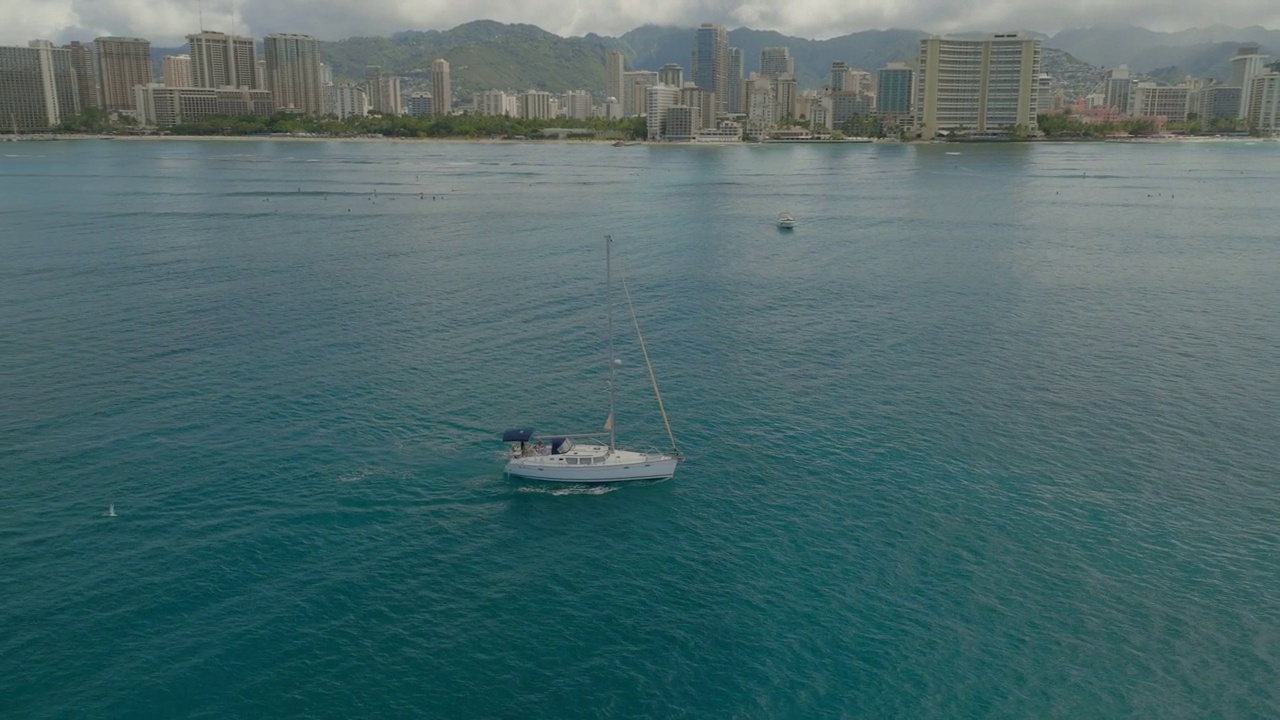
[595,456,605,464]
[566,458,579,465]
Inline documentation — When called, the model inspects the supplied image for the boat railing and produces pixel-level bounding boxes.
[631,445,675,461]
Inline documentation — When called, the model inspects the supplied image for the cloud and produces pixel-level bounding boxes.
[2,0,1279,46]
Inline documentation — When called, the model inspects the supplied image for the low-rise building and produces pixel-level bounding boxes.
[134,83,274,126]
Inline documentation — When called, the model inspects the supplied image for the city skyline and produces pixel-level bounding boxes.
[4,3,1280,47]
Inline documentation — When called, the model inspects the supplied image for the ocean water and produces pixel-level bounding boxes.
[1,138,1277,718]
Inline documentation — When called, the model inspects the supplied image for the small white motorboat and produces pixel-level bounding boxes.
[777,212,796,229]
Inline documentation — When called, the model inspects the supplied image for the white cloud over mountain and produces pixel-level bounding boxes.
[2,0,1279,45]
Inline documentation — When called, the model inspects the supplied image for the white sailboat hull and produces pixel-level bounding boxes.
[505,445,678,483]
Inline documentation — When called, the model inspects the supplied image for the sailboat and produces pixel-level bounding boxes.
[502,236,681,482]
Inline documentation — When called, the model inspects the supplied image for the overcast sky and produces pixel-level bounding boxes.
[3,0,1279,46]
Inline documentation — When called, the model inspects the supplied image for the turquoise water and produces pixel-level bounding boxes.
[2,139,1277,717]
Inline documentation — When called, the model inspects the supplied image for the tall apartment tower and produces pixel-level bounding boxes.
[264,34,323,114]
[431,58,451,115]
[162,55,193,87]
[658,63,683,87]
[1104,65,1132,115]
[876,62,914,115]
[1246,62,1280,131]
[325,83,370,119]
[645,84,681,139]
[830,61,850,90]
[760,47,793,76]
[728,47,744,113]
[1230,46,1270,119]
[519,90,553,120]
[691,23,728,116]
[365,66,402,115]
[564,90,592,120]
[0,41,79,131]
[914,33,1041,138]
[62,41,96,109]
[188,32,257,89]
[94,36,152,112]
[623,70,658,116]
[605,49,625,102]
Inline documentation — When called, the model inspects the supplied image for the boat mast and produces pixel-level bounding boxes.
[606,234,616,452]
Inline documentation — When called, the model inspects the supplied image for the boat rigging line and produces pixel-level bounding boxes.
[616,257,682,461]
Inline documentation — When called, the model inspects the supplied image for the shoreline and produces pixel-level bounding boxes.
[16,133,1275,145]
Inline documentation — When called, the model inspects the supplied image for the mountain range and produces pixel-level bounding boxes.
[150,22,1278,102]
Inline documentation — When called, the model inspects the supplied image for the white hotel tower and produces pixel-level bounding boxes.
[914,33,1041,138]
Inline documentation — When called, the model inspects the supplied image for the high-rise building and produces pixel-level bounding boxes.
[256,59,266,89]
[95,36,152,112]
[773,73,798,120]
[474,90,515,116]
[623,70,658,117]
[876,62,913,116]
[1245,63,1280,131]
[760,47,793,76]
[318,63,332,85]
[406,92,433,117]
[728,47,744,113]
[324,83,369,119]
[187,32,257,89]
[1104,65,1132,115]
[849,70,873,94]
[1230,46,1270,119]
[1196,84,1243,121]
[605,49,625,103]
[831,90,874,127]
[364,66,402,115]
[830,61,849,91]
[519,90,552,119]
[1037,74,1053,113]
[1129,82,1190,121]
[564,90,592,120]
[691,23,728,115]
[645,84,680,139]
[431,58,451,115]
[0,41,79,131]
[264,33,322,114]
[62,41,96,109]
[663,105,699,139]
[659,63,683,88]
[680,86,715,129]
[914,33,1041,137]
[745,75,777,128]
[162,55,193,87]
